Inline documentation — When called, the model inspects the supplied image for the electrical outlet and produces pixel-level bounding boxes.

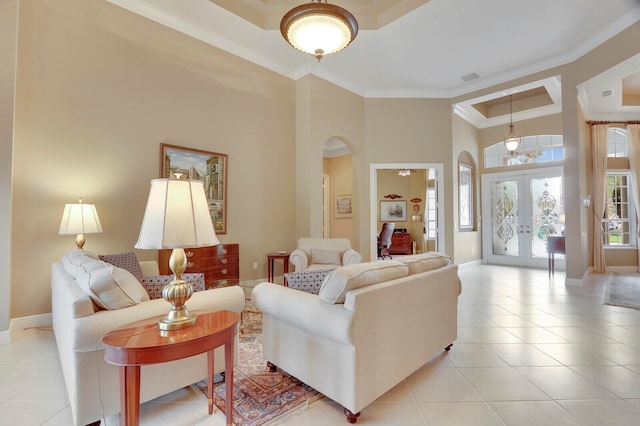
[252,261,258,269]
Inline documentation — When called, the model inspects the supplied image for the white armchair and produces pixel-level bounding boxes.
[290,238,362,272]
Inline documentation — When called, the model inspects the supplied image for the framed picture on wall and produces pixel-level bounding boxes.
[160,143,228,234]
[335,194,353,218]
[380,200,407,222]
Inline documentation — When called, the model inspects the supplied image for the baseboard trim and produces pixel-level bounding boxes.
[606,266,639,273]
[458,259,482,268]
[0,329,10,346]
[10,313,52,332]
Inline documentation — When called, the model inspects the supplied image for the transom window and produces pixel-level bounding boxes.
[484,135,564,168]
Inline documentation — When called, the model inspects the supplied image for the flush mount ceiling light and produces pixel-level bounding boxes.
[504,94,521,156]
[281,0,358,62]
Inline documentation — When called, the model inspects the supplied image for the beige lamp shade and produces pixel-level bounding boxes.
[58,200,103,249]
[135,178,219,250]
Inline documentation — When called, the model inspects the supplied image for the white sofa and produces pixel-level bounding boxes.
[253,253,461,423]
[51,254,245,426]
[290,237,362,272]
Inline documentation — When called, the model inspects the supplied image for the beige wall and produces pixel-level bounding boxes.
[12,0,296,317]
[0,0,18,332]
[295,75,364,250]
[364,98,454,258]
[452,114,481,264]
[324,155,354,241]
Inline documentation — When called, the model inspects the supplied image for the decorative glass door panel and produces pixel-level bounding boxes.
[490,181,519,257]
[483,168,564,269]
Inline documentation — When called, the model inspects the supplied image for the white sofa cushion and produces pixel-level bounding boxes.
[396,252,451,275]
[310,248,342,265]
[319,260,409,304]
[62,251,150,310]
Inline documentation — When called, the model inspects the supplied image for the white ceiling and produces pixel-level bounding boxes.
[107,0,640,124]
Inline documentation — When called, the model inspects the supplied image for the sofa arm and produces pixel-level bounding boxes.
[252,282,354,344]
[290,249,309,272]
[70,285,245,352]
[342,249,362,266]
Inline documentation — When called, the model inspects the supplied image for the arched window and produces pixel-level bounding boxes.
[484,135,564,168]
[458,151,477,231]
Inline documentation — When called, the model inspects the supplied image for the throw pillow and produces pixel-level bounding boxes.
[62,251,150,310]
[310,249,342,265]
[284,269,332,294]
[318,260,409,304]
[99,252,144,280]
[396,252,451,275]
[140,273,206,299]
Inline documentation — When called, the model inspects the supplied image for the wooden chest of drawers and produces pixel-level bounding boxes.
[159,243,239,289]
[389,233,412,255]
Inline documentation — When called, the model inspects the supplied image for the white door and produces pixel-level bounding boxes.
[482,167,565,269]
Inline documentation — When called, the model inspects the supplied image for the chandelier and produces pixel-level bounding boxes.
[504,94,520,156]
[280,0,358,62]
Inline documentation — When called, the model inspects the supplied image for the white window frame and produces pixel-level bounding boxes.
[602,170,636,248]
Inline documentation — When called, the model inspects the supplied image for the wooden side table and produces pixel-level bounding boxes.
[102,310,239,426]
[267,252,290,286]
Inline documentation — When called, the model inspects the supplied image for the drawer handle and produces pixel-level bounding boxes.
[220,279,228,285]
[187,262,194,268]
[221,258,228,264]
[221,269,228,275]
[185,251,194,257]
[222,248,228,254]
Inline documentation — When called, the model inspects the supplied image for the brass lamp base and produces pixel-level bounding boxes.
[158,248,197,331]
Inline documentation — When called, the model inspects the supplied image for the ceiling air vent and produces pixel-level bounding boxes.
[601,89,614,97]
[461,73,479,82]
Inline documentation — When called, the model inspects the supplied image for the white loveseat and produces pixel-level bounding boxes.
[253,253,461,423]
[290,237,362,272]
[51,251,245,426]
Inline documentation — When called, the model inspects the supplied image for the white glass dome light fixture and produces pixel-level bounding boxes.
[504,94,521,156]
[281,0,358,62]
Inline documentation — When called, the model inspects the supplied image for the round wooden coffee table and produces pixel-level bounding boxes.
[102,310,239,426]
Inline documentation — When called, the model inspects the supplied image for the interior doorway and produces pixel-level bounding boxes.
[370,163,445,260]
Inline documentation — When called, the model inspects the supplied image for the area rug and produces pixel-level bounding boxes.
[194,306,323,426]
[605,273,640,310]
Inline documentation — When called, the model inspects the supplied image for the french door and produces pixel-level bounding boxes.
[482,167,564,269]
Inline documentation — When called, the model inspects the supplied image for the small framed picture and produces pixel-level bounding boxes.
[411,214,422,222]
[380,200,407,222]
[335,194,353,218]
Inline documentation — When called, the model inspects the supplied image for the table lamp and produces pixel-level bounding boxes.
[135,177,219,330]
[58,198,103,249]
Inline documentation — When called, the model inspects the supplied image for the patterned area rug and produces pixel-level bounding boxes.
[605,273,640,310]
[194,304,323,426]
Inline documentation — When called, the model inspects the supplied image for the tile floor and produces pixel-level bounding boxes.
[1,264,640,425]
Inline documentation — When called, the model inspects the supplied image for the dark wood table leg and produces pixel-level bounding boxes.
[207,349,215,415]
[120,365,141,426]
[225,339,234,426]
[268,258,274,283]
[283,260,289,286]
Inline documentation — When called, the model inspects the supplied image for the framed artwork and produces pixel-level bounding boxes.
[380,200,407,222]
[411,214,422,222]
[160,143,228,234]
[334,194,353,218]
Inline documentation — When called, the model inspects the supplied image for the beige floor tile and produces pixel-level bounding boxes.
[489,400,583,425]
[446,343,509,368]
[559,399,640,426]
[419,402,504,426]
[406,365,483,402]
[532,343,618,366]
[485,343,562,367]
[514,366,616,399]
[570,365,640,398]
[463,328,524,344]
[503,327,569,343]
[458,367,549,401]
